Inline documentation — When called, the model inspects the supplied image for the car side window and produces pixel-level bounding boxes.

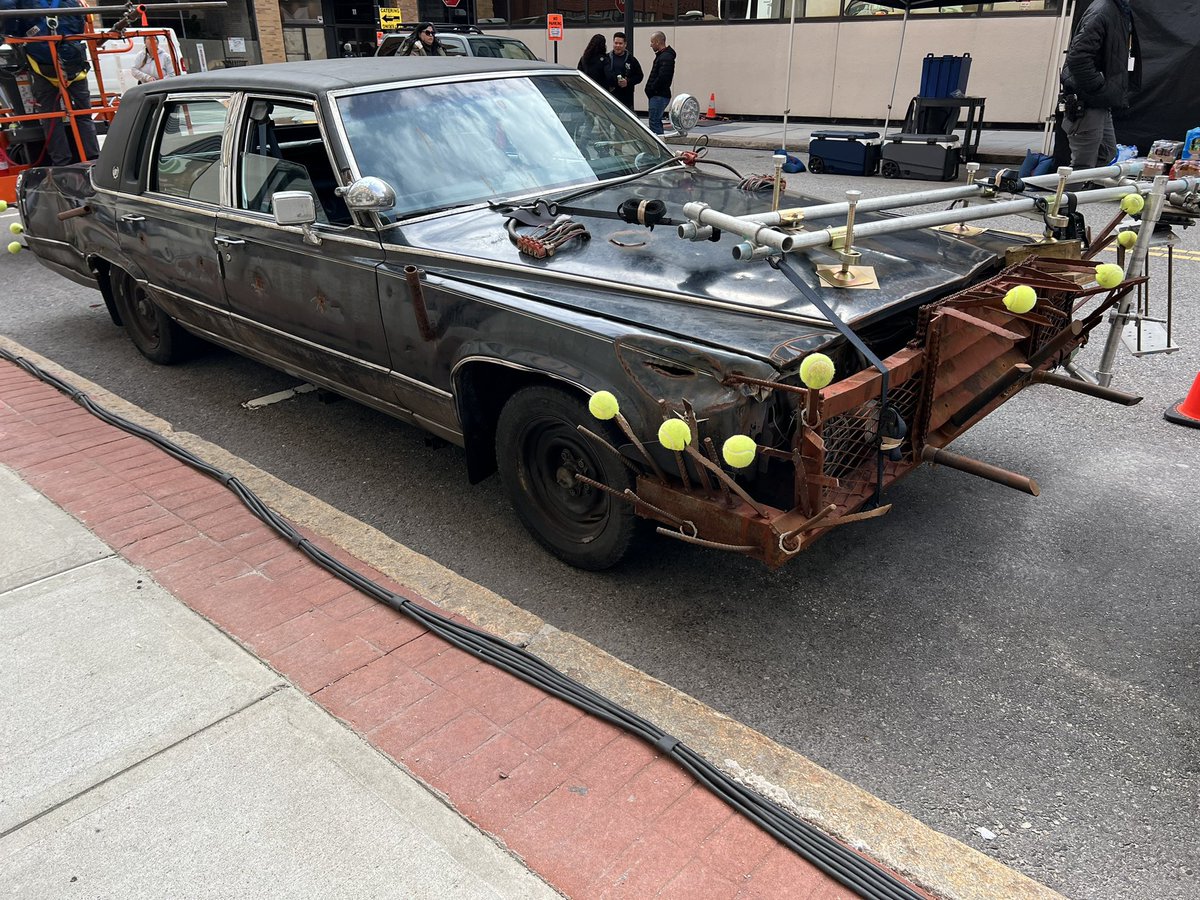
[151,99,228,203]
[441,37,467,57]
[234,98,351,226]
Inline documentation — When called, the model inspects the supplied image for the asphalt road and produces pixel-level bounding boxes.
[3,154,1198,900]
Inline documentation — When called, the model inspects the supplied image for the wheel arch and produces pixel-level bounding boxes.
[452,357,591,485]
[87,254,150,327]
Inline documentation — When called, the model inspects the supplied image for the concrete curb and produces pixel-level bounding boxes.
[0,334,1063,900]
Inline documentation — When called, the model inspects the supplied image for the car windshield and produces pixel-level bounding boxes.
[336,73,674,220]
[469,38,538,60]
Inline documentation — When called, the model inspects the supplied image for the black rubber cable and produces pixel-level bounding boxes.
[0,347,924,900]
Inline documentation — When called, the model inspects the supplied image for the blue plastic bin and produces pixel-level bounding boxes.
[919,53,972,99]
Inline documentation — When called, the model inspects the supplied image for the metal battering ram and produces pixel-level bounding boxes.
[0,3,228,19]
[622,176,1188,565]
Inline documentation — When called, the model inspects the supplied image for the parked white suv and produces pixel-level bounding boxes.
[90,28,184,99]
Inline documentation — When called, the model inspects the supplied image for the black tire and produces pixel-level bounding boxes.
[496,385,640,570]
[112,270,192,364]
[881,160,901,179]
[807,155,826,174]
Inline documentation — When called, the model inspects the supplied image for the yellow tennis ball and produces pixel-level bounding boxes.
[1116,230,1137,249]
[799,353,835,390]
[722,435,757,469]
[1120,193,1145,215]
[588,390,619,420]
[658,418,692,451]
[0,200,8,213]
[1094,263,1124,289]
[6,241,20,254]
[8,222,21,235]
[1002,285,1037,314]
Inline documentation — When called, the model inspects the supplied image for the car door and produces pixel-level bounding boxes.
[119,94,238,342]
[214,95,397,406]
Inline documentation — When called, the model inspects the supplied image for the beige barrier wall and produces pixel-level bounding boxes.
[496,16,1060,124]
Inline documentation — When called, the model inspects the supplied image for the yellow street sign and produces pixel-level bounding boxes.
[379,7,403,31]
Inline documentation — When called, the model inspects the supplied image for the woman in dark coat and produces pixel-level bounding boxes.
[577,34,607,86]
[401,22,447,56]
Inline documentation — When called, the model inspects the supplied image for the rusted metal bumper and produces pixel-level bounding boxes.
[604,256,1144,568]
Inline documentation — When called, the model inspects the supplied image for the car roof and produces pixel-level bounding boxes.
[136,57,560,96]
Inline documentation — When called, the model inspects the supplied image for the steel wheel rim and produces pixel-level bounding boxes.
[126,284,161,349]
[519,416,609,542]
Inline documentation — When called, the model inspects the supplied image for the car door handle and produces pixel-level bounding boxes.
[213,236,246,247]
[120,214,145,223]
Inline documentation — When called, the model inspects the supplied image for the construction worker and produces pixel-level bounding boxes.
[1,0,100,166]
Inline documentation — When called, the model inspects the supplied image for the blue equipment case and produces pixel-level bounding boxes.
[881,133,961,181]
[919,53,972,99]
[807,130,881,176]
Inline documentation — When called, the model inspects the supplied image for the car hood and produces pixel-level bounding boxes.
[389,166,1002,368]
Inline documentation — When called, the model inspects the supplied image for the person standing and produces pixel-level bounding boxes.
[643,31,675,136]
[401,22,447,57]
[1060,0,1140,169]
[0,0,99,166]
[577,33,608,86]
[604,31,642,112]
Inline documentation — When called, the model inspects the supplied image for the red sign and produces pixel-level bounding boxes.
[442,0,462,7]
[547,13,563,40]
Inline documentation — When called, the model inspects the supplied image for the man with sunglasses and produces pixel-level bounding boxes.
[402,22,447,57]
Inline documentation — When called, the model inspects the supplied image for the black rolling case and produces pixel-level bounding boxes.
[881,133,960,181]
[807,130,881,176]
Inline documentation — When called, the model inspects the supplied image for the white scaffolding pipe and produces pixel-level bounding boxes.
[737,162,1144,227]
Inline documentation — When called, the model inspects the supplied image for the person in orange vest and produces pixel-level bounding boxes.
[1,0,100,165]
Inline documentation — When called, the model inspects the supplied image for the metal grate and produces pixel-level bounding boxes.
[821,373,924,492]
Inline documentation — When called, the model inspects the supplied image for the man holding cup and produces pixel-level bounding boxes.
[604,31,643,112]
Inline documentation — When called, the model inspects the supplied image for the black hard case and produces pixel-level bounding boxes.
[881,133,961,181]
[807,130,881,176]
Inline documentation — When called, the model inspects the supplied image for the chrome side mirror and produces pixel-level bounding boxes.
[272,190,321,246]
[341,176,396,212]
[665,94,701,139]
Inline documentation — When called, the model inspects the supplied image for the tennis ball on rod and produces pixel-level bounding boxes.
[588,390,619,420]
[0,200,8,213]
[722,435,757,468]
[8,222,22,235]
[6,241,20,254]
[658,418,692,451]
[1120,193,1145,215]
[1116,230,1137,249]
[1002,285,1038,314]
[1094,263,1125,289]
[799,353,835,390]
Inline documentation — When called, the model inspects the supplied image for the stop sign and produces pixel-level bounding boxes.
[442,0,462,6]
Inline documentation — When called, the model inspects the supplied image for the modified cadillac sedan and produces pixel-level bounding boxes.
[17,58,1146,569]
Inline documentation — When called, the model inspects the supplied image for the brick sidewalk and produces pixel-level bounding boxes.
[0,359,927,899]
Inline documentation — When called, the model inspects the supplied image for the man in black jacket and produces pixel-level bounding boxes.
[1060,0,1140,169]
[604,32,643,112]
[644,32,675,135]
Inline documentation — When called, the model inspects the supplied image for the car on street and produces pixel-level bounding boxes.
[16,58,1127,570]
[375,26,538,60]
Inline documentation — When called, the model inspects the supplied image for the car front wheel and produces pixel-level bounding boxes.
[496,385,641,570]
[112,270,192,364]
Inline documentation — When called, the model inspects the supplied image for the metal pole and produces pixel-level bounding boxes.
[690,178,1195,259]
[1040,0,1075,156]
[0,1,227,17]
[1092,175,1169,387]
[781,0,798,152]
[739,161,1144,226]
[882,7,910,136]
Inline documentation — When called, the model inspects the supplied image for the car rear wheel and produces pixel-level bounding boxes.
[496,385,640,570]
[112,270,191,364]
[807,155,826,174]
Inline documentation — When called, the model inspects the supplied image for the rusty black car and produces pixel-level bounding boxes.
[17,58,1143,569]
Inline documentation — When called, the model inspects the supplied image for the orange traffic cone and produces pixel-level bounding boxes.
[1165,372,1200,429]
[706,93,717,120]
